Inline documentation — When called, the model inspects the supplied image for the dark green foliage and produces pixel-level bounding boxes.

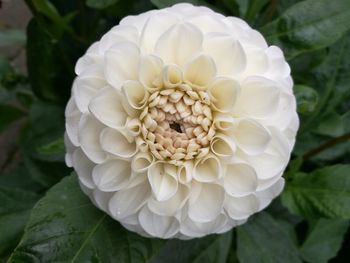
[1,0,350,262]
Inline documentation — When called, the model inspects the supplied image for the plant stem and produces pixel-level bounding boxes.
[302,133,350,161]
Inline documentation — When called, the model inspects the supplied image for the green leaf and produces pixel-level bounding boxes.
[244,0,269,23]
[8,175,165,263]
[313,111,345,137]
[0,105,25,133]
[36,136,65,161]
[236,212,302,263]
[26,18,74,102]
[262,0,350,59]
[86,0,119,9]
[299,35,350,134]
[294,85,319,115]
[0,187,40,262]
[300,219,349,263]
[282,165,350,219]
[0,29,26,47]
[31,0,61,20]
[0,56,13,78]
[151,232,232,263]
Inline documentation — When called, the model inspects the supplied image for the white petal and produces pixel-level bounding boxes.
[203,34,246,75]
[148,163,178,201]
[208,77,240,112]
[243,47,268,75]
[210,133,236,159]
[234,119,271,155]
[260,91,296,131]
[224,163,258,197]
[131,152,154,173]
[181,213,227,238]
[155,23,203,66]
[127,172,148,189]
[139,206,180,239]
[92,189,113,212]
[78,114,107,164]
[213,113,237,132]
[64,132,75,167]
[72,149,95,189]
[92,159,132,192]
[99,25,139,52]
[162,64,183,88]
[89,87,128,129]
[265,46,290,79]
[122,80,148,110]
[75,42,102,75]
[184,54,216,88]
[138,55,163,91]
[148,184,189,216]
[104,42,140,88]
[125,118,141,139]
[177,161,194,184]
[256,177,285,210]
[65,98,81,146]
[186,15,227,34]
[188,182,224,223]
[233,76,280,118]
[139,11,180,53]
[73,66,106,113]
[239,150,286,181]
[224,194,258,220]
[108,183,151,220]
[100,127,137,159]
[193,154,222,183]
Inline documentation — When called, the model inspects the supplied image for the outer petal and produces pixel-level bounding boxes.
[183,54,216,88]
[256,177,285,210]
[148,163,178,201]
[188,182,225,223]
[75,42,102,75]
[155,22,203,66]
[181,213,228,238]
[64,132,75,167]
[73,65,106,113]
[208,77,240,113]
[89,87,129,130]
[203,34,246,75]
[78,113,107,164]
[224,194,259,220]
[100,127,137,159]
[104,42,140,88]
[233,76,280,118]
[72,149,95,189]
[138,55,163,91]
[139,11,180,53]
[108,182,151,220]
[92,159,132,192]
[224,163,258,197]
[139,206,180,239]
[148,184,189,216]
[233,119,271,155]
[65,98,81,146]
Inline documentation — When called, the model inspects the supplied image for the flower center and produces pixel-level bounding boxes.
[139,84,215,165]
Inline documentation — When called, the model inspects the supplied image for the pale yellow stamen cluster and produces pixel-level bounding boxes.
[139,84,215,165]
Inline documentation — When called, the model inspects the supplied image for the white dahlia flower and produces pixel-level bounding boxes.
[65,3,299,239]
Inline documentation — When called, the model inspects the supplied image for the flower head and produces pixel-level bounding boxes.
[65,3,299,239]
